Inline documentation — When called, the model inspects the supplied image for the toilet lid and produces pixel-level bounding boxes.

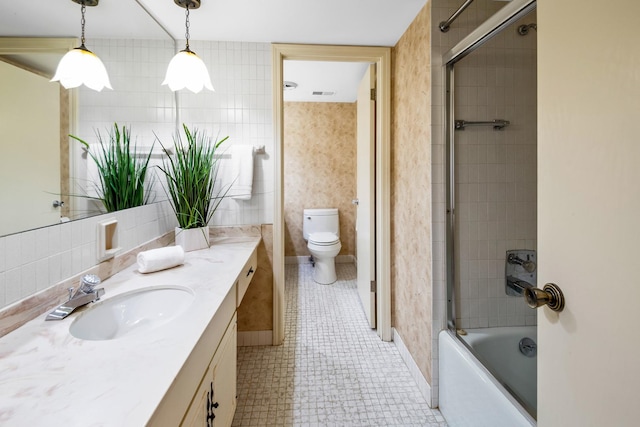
[308,232,339,245]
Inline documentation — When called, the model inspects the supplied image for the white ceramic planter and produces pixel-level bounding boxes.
[175,226,210,252]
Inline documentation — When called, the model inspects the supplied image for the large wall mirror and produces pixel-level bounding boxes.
[0,1,175,238]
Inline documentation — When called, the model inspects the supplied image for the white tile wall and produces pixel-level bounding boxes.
[76,39,273,226]
[179,41,274,227]
[1,39,274,311]
[452,10,538,330]
[430,0,538,406]
[0,202,176,310]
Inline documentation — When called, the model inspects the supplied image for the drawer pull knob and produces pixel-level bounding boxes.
[246,266,254,277]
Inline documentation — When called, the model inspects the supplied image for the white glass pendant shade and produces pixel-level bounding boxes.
[51,47,112,91]
[162,49,214,93]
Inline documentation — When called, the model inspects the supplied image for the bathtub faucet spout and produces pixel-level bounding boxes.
[506,276,533,296]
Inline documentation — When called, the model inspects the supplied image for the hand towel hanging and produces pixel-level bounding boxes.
[228,145,254,200]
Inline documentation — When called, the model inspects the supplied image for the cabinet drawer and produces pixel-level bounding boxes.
[236,247,257,307]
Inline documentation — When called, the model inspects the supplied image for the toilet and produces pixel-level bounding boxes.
[303,208,342,285]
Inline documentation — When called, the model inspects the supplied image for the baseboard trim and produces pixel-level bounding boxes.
[336,255,356,264]
[237,330,273,346]
[284,255,356,264]
[393,328,433,408]
[285,256,309,264]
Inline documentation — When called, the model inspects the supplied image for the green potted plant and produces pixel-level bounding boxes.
[70,123,154,213]
[157,124,229,252]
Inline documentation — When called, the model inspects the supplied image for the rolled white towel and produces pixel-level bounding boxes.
[137,246,185,274]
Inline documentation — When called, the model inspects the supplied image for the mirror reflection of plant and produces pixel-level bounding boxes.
[70,123,154,212]
[156,124,229,230]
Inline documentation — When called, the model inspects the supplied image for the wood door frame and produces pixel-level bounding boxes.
[271,44,392,344]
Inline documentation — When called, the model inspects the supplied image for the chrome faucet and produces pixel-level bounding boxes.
[45,274,105,321]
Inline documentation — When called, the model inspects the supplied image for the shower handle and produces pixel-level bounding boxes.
[507,253,536,273]
[524,283,565,312]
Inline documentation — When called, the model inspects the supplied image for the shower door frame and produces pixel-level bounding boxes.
[444,0,537,331]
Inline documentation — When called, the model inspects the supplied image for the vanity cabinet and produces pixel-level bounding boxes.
[182,315,237,427]
[0,238,260,426]
[150,245,257,427]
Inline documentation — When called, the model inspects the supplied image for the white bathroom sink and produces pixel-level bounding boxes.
[69,286,195,341]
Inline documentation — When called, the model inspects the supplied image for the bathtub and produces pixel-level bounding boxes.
[439,327,537,427]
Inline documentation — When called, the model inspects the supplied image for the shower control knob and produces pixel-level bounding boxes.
[524,283,565,312]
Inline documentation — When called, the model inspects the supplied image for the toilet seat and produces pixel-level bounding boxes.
[308,232,340,246]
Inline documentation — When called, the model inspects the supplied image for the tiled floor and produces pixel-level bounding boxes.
[232,263,447,426]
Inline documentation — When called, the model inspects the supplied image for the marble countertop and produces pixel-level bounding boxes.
[0,236,260,426]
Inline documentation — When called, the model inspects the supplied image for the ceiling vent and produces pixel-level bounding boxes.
[312,91,335,96]
[283,81,298,90]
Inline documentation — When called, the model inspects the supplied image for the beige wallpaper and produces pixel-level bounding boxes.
[283,102,356,257]
[210,224,274,332]
[238,224,274,331]
[391,3,433,383]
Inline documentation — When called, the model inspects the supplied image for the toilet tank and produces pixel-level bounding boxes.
[303,208,339,240]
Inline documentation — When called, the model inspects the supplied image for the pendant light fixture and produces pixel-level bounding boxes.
[162,0,213,93]
[51,0,112,92]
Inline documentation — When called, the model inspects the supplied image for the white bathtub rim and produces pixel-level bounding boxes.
[459,326,537,345]
[441,329,536,426]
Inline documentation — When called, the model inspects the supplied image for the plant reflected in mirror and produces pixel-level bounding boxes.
[70,123,155,213]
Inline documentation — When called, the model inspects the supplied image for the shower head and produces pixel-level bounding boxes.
[517,23,537,36]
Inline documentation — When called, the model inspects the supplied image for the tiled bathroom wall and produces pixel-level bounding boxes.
[78,39,274,227]
[452,12,537,329]
[431,0,537,336]
[0,202,176,310]
[0,38,274,314]
[77,39,177,149]
[178,41,274,227]
[283,102,357,258]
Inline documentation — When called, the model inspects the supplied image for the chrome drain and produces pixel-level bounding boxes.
[519,337,537,357]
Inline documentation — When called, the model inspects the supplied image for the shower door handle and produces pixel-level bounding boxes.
[524,283,565,312]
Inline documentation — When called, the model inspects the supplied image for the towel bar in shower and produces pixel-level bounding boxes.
[455,119,510,131]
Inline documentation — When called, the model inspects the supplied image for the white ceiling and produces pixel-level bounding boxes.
[0,0,427,101]
[284,61,370,103]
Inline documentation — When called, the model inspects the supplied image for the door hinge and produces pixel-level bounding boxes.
[370,280,376,293]
[370,88,376,101]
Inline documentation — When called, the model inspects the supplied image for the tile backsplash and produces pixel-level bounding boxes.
[0,202,176,310]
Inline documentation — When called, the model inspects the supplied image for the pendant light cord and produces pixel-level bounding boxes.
[184,4,191,51]
[80,4,86,49]
[80,3,87,49]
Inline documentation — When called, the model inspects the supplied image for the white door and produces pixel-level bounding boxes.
[0,60,60,236]
[356,64,376,328]
[538,1,640,425]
